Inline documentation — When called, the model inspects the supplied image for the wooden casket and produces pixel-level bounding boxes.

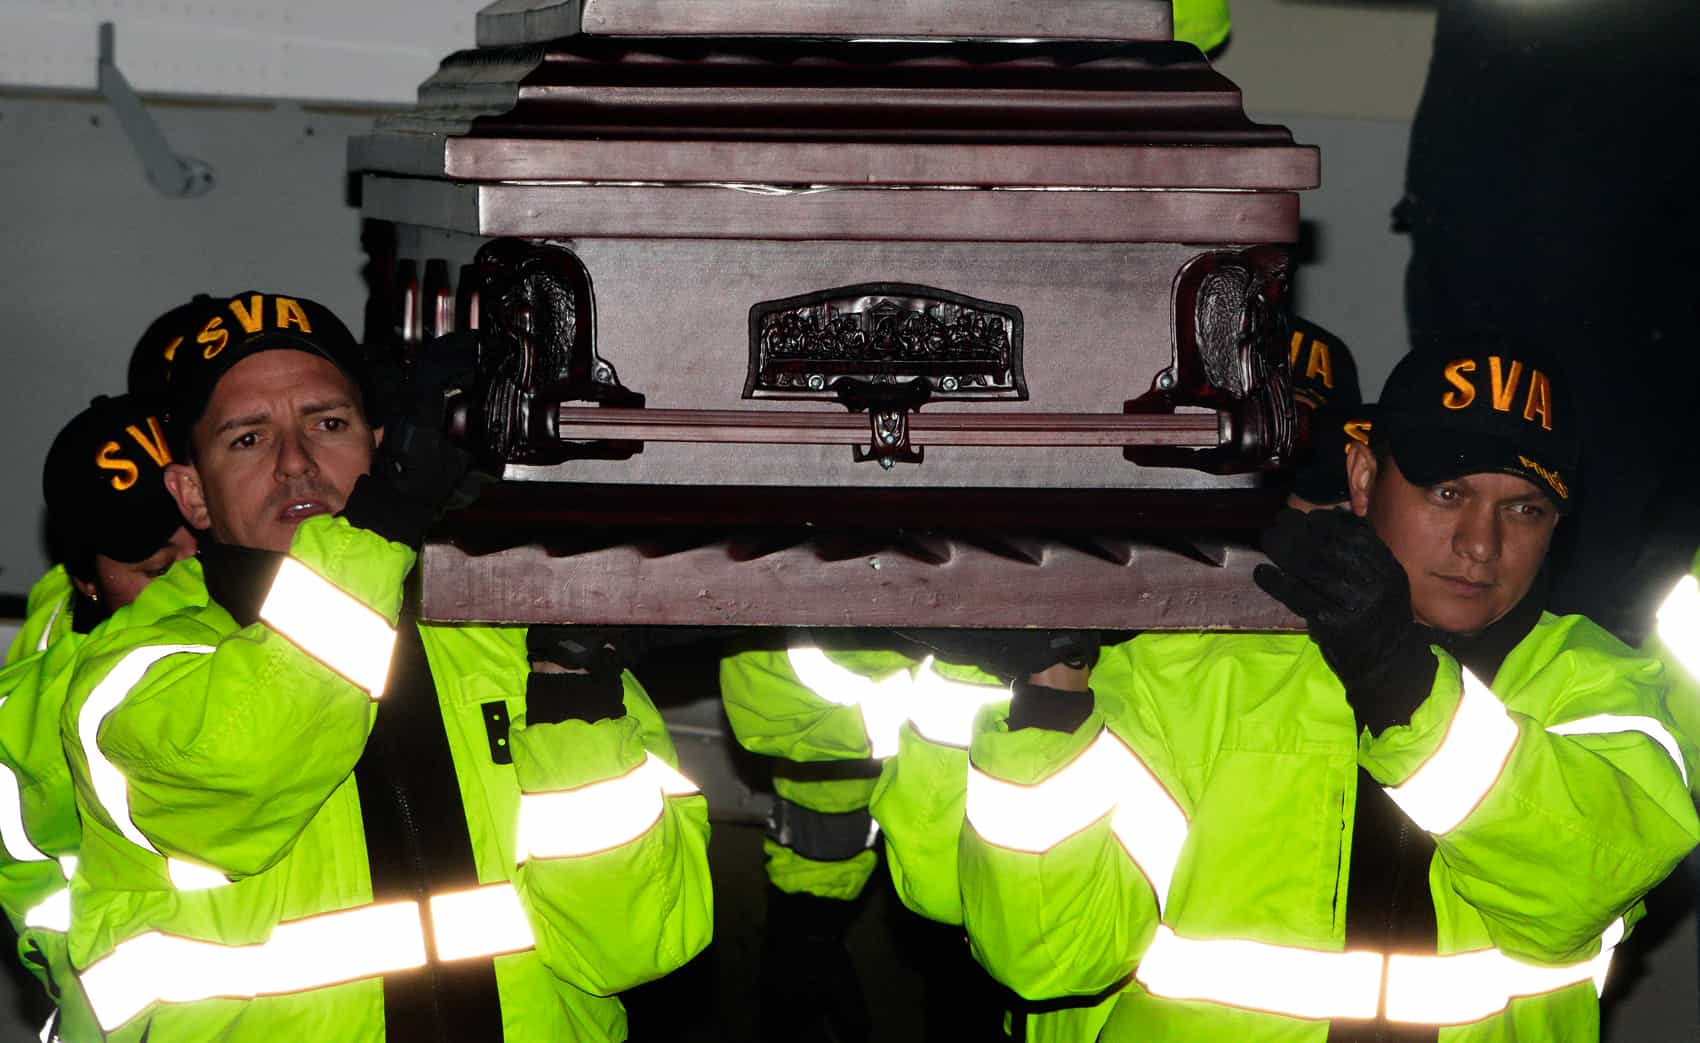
[348,0,1319,633]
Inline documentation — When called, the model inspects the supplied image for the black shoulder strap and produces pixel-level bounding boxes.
[357,602,504,1042]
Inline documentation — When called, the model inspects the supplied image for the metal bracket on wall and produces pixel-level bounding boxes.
[95,22,215,199]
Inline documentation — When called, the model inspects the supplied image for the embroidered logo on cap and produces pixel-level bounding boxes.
[1289,330,1336,391]
[194,295,315,360]
[1439,356,1554,432]
[93,416,172,491]
[1517,455,1569,500]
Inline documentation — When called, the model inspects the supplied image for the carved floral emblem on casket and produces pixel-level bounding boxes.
[745,283,1027,400]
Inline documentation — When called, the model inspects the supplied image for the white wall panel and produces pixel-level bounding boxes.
[1215,0,1436,122]
[0,0,488,103]
[0,93,372,596]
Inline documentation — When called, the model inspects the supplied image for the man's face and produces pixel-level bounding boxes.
[165,351,377,553]
[74,526,199,610]
[1347,443,1558,635]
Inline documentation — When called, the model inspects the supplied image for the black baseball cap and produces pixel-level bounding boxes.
[128,295,223,399]
[1372,346,1579,512]
[1288,317,1361,414]
[1291,404,1375,506]
[44,394,186,571]
[169,292,369,453]
[1285,318,1365,505]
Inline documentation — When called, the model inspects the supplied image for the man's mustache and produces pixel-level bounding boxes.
[263,479,341,512]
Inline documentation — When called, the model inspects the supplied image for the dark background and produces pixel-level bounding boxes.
[2,1,1699,1039]
[1398,0,1700,642]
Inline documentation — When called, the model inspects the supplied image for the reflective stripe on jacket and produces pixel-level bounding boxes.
[0,566,99,1041]
[952,620,1697,1041]
[1645,548,1700,799]
[60,515,712,1042]
[5,565,72,667]
[721,644,1010,901]
[867,659,1119,1043]
[721,643,915,899]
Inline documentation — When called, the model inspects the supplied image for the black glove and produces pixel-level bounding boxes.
[365,332,477,435]
[344,333,491,547]
[1253,508,1438,731]
[526,625,626,673]
[896,628,1100,683]
[523,626,628,724]
[1005,681,1095,734]
[339,419,482,548]
[366,358,408,429]
[409,331,480,428]
[524,625,736,673]
[524,670,625,725]
[759,887,871,1043]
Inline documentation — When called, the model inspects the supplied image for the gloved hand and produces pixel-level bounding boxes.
[340,418,482,548]
[523,626,628,725]
[365,332,477,434]
[759,888,871,1043]
[523,669,625,726]
[523,625,735,674]
[1005,680,1096,734]
[526,625,626,673]
[896,628,1100,683]
[409,331,480,428]
[1253,508,1439,731]
[897,629,1099,734]
[342,333,490,548]
[366,358,407,428]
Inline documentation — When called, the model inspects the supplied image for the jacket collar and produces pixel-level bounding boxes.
[1436,569,1550,687]
[69,590,107,635]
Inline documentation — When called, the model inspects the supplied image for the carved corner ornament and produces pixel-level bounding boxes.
[450,238,643,467]
[1125,246,1295,474]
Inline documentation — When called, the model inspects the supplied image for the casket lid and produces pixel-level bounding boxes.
[353,34,1317,191]
[477,0,1174,47]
